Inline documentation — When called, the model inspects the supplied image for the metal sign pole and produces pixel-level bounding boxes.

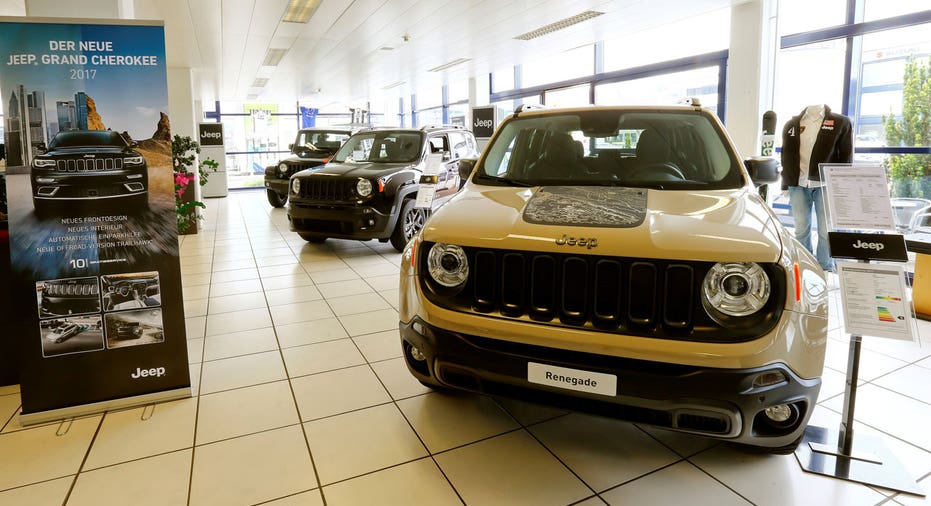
[796,248,924,496]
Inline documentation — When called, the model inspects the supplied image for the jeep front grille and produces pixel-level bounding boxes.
[298,178,355,201]
[420,245,785,343]
[56,158,123,172]
[46,282,99,296]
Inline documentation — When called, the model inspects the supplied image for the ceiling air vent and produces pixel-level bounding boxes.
[514,10,604,41]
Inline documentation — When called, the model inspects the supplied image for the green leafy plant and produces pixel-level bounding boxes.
[172,134,218,233]
[884,55,931,198]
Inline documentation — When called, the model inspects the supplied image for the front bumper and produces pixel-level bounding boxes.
[264,177,290,195]
[400,317,820,448]
[31,171,147,200]
[288,199,398,240]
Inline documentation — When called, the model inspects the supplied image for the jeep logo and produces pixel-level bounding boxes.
[555,234,598,249]
[83,154,96,158]
[131,366,166,379]
[201,131,222,139]
[852,240,884,251]
[473,118,493,129]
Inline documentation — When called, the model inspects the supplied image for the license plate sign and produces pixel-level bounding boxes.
[527,362,617,396]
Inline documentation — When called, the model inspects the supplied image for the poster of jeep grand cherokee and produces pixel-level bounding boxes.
[0,18,190,423]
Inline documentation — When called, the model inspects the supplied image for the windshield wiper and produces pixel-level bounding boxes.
[474,174,534,187]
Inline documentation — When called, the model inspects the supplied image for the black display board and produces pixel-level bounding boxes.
[0,17,190,423]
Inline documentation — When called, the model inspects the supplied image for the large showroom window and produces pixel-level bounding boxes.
[522,45,594,88]
[595,65,721,111]
[210,101,352,189]
[776,1,931,201]
[543,84,590,108]
[602,9,729,72]
[488,7,729,119]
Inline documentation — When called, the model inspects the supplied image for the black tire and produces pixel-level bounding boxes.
[390,199,430,252]
[299,233,327,243]
[266,189,288,208]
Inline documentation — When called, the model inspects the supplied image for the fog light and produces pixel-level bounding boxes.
[752,370,787,388]
[410,346,426,362]
[764,404,792,423]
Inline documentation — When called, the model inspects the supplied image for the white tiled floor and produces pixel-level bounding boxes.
[1,189,930,505]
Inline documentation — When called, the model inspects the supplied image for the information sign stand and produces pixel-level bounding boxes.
[795,164,923,496]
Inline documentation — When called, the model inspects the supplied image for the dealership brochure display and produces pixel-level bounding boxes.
[796,168,922,495]
[837,262,914,341]
[0,17,191,424]
[822,163,897,232]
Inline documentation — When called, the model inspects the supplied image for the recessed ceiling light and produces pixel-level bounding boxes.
[381,81,404,90]
[513,10,604,41]
[379,46,395,51]
[428,58,471,73]
[282,0,322,23]
[252,78,269,88]
[263,49,288,66]
[247,94,259,100]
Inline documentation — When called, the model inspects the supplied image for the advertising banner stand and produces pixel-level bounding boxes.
[795,164,924,496]
[0,17,190,425]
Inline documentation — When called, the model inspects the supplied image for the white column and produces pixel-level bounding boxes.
[725,0,779,159]
[167,67,196,140]
[167,67,201,201]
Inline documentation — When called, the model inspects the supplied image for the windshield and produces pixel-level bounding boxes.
[49,131,129,149]
[476,110,743,190]
[332,131,423,163]
[293,130,350,154]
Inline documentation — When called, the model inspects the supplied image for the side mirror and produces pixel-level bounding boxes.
[129,140,139,149]
[458,158,477,180]
[744,157,780,185]
[288,143,294,151]
[35,143,47,153]
[442,151,452,162]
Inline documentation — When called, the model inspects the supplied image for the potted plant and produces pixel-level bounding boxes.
[172,134,218,234]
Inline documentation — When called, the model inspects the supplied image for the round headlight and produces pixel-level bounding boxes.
[278,163,288,176]
[427,243,469,288]
[702,262,770,317]
[291,178,301,194]
[357,179,373,197]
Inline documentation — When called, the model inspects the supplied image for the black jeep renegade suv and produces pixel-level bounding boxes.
[287,125,478,251]
[264,128,352,208]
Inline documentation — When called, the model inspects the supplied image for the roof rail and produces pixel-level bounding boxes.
[514,103,545,114]
[419,124,466,131]
[679,97,702,107]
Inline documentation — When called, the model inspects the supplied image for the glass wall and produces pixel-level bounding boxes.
[212,101,354,189]
[543,85,589,108]
[773,40,846,131]
[595,66,721,111]
[523,45,594,88]
[602,9,730,72]
[776,1,931,204]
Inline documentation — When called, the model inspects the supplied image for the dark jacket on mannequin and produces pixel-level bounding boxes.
[780,105,853,190]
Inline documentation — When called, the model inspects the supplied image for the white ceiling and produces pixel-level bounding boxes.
[133,0,747,110]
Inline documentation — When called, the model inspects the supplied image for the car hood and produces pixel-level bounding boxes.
[296,161,416,179]
[41,147,131,156]
[422,185,784,262]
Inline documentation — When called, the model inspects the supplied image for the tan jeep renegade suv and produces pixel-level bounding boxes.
[398,104,828,453]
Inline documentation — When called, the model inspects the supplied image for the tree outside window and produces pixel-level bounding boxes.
[884,56,931,197]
